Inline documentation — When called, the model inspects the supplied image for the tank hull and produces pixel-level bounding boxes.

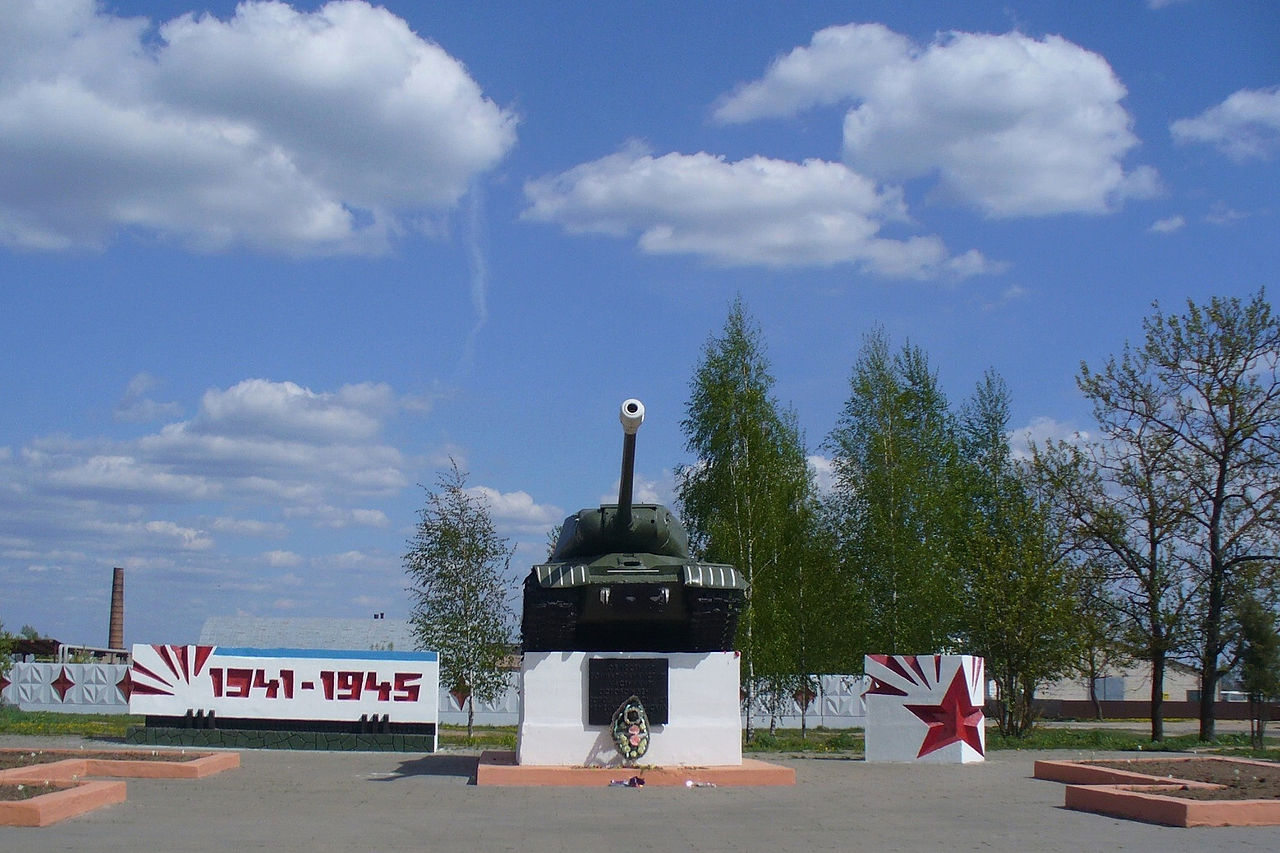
[521,550,745,652]
[519,400,747,654]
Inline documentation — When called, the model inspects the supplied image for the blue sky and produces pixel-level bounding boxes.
[2,0,1277,646]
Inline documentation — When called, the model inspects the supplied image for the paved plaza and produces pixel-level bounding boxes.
[4,734,1280,851]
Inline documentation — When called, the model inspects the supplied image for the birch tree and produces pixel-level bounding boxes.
[825,330,964,654]
[677,297,817,743]
[405,460,515,739]
[957,372,1080,737]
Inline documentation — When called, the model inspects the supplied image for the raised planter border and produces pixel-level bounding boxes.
[0,781,127,827]
[476,750,796,787]
[0,749,239,828]
[1034,756,1280,827]
[0,749,239,782]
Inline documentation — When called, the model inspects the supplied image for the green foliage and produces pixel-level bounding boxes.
[405,459,515,738]
[1032,429,1193,741]
[0,622,12,679]
[677,297,826,740]
[1236,594,1280,748]
[741,727,864,754]
[438,724,517,750]
[984,726,1259,753]
[0,707,141,737]
[956,372,1082,737]
[1078,289,1280,740]
[825,330,965,655]
[544,522,561,560]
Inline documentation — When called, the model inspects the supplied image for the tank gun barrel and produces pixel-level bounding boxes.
[617,399,645,530]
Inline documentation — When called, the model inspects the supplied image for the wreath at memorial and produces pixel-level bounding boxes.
[611,695,650,762]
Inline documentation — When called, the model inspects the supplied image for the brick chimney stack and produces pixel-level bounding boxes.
[109,567,125,650]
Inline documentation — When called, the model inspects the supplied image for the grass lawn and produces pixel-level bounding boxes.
[3,706,1276,759]
[0,706,140,738]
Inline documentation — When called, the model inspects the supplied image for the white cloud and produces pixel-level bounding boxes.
[44,454,218,501]
[283,504,391,529]
[807,454,836,494]
[469,485,562,534]
[599,469,676,507]
[84,519,214,551]
[114,373,182,423]
[0,0,516,253]
[190,379,391,442]
[0,378,409,558]
[1149,215,1186,234]
[0,374,429,642]
[263,549,303,567]
[1172,86,1280,161]
[1205,202,1247,225]
[211,516,288,538]
[524,147,998,278]
[1008,416,1091,460]
[715,24,1152,217]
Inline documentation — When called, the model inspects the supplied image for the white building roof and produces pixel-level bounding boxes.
[198,615,416,653]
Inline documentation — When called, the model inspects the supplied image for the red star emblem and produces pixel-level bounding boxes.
[0,673,10,696]
[51,667,76,701]
[116,669,133,701]
[904,667,984,758]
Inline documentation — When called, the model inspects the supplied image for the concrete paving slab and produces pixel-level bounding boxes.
[3,735,1279,851]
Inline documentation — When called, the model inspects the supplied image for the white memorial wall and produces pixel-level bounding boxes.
[518,651,742,767]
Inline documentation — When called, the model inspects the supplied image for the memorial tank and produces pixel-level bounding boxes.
[521,399,747,653]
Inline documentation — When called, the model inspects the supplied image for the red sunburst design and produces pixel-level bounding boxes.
[51,667,76,701]
[904,667,984,758]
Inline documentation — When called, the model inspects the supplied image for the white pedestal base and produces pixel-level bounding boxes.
[518,651,742,767]
[863,654,986,764]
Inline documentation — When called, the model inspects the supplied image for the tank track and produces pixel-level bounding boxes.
[521,572,578,652]
[685,588,745,652]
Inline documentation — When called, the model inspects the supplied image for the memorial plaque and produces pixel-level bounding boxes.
[587,658,668,725]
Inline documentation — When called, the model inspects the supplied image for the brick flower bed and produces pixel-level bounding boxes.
[0,748,238,827]
[1035,756,1280,827]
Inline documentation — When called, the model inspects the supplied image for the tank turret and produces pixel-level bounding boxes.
[521,399,746,653]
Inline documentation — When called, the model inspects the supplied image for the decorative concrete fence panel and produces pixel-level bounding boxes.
[0,663,130,713]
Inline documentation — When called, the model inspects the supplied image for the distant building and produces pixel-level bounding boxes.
[1037,662,1202,703]
[198,616,416,652]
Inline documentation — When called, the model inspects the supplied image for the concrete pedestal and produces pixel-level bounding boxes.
[863,654,986,764]
[517,651,742,767]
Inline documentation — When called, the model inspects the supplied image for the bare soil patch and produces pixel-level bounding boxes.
[1088,758,1280,800]
[0,782,74,802]
[0,749,201,771]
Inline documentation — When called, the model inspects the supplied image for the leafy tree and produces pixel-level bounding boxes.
[825,330,964,655]
[405,460,515,739]
[0,621,14,680]
[956,372,1081,737]
[544,523,562,560]
[1032,433,1196,742]
[1235,594,1280,749]
[677,297,818,743]
[1079,290,1280,740]
[754,485,842,740]
[1073,573,1132,722]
